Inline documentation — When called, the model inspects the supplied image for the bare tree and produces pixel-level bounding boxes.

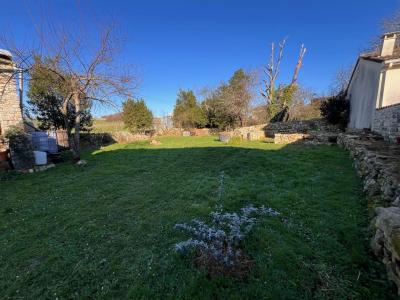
[369,10,400,51]
[1,22,138,162]
[260,38,306,121]
[329,65,353,95]
[382,10,400,33]
[261,38,286,104]
[291,44,307,86]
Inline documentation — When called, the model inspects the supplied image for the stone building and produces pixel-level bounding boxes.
[0,49,24,136]
[347,32,400,142]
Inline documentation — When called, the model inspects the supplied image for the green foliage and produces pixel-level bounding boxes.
[267,84,297,122]
[4,126,25,139]
[4,126,35,170]
[320,91,350,129]
[202,69,253,130]
[0,137,395,298]
[224,69,253,127]
[202,89,238,130]
[172,90,206,128]
[122,99,153,133]
[27,56,92,131]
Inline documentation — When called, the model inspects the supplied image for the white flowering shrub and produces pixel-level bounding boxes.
[174,205,280,270]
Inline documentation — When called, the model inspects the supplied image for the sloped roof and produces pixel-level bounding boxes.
[361,47,400,62]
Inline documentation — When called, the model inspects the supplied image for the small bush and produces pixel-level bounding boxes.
[174,205,280,278]
[320,91,349,130]
[4,126,35,170]
[4,126,25,139]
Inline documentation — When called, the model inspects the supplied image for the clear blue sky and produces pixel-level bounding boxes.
[1,0,399,117]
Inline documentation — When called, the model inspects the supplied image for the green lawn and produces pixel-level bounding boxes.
[0,137,396,299]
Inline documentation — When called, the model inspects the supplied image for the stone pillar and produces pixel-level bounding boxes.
[0,49,24,136]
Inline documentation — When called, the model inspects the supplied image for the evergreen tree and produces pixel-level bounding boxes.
[122,99,153,133]
[172,90,206,128]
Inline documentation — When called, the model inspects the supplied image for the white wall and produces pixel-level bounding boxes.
[348,59,382,129]
[380,66,400,107]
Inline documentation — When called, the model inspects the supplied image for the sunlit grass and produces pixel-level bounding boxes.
[0,137,396,299]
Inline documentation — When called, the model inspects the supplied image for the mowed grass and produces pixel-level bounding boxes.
[0,137,396,299]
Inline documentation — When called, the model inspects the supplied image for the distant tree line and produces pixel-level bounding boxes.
[172,69,255,130]
[171,66,322,130]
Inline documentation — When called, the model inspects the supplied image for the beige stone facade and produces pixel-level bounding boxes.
[0,50,24,136]
[347,32,400,131]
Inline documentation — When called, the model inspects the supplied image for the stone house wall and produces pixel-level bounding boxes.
[0,54,23,136]
[372,104,400,143]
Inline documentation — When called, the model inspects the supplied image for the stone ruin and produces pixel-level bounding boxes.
[231,119,341,144]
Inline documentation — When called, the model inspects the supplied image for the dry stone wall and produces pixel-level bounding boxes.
[337,131,400,292]
[372,104,400,143]
[264,119,341,144]
[233,124,266,141]
[274,133,309,144]
[265,119,339,138]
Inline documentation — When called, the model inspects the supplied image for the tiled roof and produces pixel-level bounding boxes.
[361,47,400,62]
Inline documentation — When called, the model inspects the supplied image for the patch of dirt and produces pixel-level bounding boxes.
[194,249,254,280]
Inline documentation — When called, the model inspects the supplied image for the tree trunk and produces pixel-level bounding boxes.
[291,44,306,85]
[72,92,81,162]
[61,97,78,162]
[238,115,244,127]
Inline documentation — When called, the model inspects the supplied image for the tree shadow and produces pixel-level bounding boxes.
[84,143,395,297]
[0,141,396,298]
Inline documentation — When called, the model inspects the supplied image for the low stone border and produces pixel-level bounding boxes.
[337,131,400,293]
[274,133,309,144]
[273,132,339,145]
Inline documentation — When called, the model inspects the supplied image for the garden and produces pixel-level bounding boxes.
[0,136,396,299]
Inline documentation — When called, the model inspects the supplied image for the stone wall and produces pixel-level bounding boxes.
[337,132,400,292]
[372,104,400,143]
[274,133,309,144]
[233,124,266,141]
[263,119,341,144]
[0,54,24,136]
[264,119,339,138]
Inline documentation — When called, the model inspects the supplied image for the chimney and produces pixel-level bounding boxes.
[381,32,399,57]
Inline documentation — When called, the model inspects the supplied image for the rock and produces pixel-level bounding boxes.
[76,160,87,166]
[372,207,400,291]
[394,196,400,206]
[364,178,381,197]
[219,133,232,143]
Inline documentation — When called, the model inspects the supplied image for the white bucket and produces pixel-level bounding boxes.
[33,151,47,165]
